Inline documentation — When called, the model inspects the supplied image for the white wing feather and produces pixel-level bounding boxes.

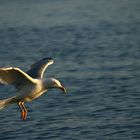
[0,67,36,86]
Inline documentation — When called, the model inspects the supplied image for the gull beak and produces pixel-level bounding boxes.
[59,86,67,93]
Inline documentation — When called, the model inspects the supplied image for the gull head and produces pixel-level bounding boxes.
[44,78,66,93]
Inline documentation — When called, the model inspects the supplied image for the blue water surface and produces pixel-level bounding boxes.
[0,0,140,139]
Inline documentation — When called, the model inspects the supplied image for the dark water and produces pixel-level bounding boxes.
[0,0,140,139]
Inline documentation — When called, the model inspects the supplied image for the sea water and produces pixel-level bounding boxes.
[0,0,140,139]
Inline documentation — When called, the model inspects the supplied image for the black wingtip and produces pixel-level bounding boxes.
[41,57,54,61]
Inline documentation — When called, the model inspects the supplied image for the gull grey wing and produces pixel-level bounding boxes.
[0,67,36,87]
[27,58,54,78]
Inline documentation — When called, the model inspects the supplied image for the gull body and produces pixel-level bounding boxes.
[0,58,66,120]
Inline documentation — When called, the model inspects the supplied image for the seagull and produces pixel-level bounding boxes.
[0,58,66,120]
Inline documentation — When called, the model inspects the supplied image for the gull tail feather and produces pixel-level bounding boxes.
[0,96,17,109]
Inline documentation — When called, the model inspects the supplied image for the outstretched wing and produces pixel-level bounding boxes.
[0,67,36,87]
[27,58,54,78]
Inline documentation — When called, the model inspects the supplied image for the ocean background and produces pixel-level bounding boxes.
[0,0,140,139]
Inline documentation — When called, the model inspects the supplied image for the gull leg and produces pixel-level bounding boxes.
[18,101,24,120]
[21,102,27,120]
[18,101,27,120]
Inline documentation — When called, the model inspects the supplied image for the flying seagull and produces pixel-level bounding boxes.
[0,58,66,120]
